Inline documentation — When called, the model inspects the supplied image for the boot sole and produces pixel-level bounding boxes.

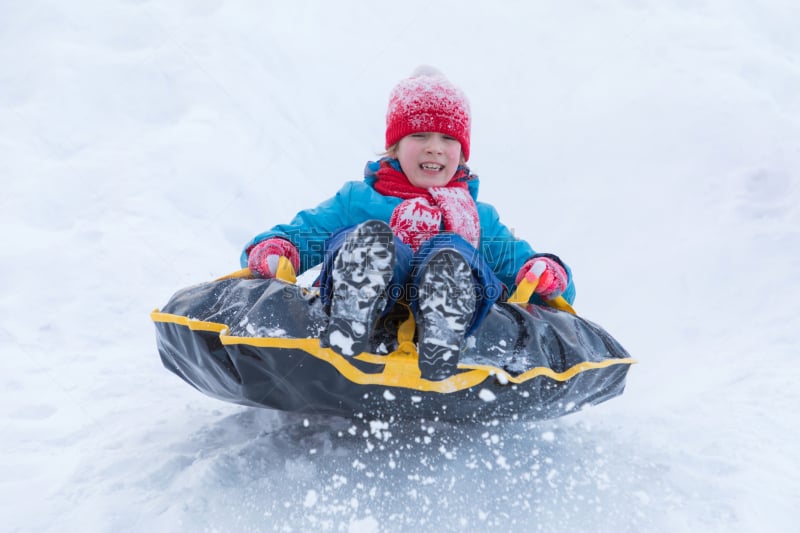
[417,249,476,381]
[325,220,395,356]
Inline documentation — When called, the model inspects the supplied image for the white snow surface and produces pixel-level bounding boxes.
[2,1,799,532]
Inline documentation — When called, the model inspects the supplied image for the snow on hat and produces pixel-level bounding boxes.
[385,66,472,161]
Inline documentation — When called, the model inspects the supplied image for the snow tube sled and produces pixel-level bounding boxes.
[151,271,635,421]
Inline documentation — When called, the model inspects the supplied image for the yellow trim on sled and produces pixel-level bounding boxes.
[151,309,637,394]
[150,310,230,334]
[459,358,636,382]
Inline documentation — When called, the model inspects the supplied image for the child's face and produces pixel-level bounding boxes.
[396,132,462,188]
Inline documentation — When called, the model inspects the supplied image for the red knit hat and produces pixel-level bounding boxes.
[385,66,472,161]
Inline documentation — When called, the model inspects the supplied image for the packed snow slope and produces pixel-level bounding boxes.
[2,1,799,532]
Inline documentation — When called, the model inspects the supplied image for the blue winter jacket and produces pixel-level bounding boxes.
[241,161,576,304]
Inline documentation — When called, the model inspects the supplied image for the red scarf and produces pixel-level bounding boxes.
[374,161,481,252]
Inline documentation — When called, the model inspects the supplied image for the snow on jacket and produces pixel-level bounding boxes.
[241,161,576,303]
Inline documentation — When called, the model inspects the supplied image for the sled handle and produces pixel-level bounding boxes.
[508,270,576,315]
[215,268,252,280]
[507,273,539,304]
[275,256,297,284]
[214,256,297,284]
[547,295,576,315]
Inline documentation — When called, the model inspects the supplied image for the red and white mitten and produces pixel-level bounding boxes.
[246,238,300,279]
[515,257,568,300]
[389,197,442,252]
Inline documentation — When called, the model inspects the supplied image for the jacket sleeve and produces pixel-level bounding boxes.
[240,182,359,273]
[240,181,396,274]
[478,203,576,305]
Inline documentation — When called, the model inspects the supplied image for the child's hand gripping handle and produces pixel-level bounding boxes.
[215,255,296,283]
[216,239,299,283]
[508,260,576,315]
[246,238,300,281]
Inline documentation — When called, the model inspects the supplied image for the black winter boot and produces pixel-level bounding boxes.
[417,248,476,381]
[324,220,395,356]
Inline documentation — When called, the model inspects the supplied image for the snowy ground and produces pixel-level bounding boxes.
[2,1,799,531]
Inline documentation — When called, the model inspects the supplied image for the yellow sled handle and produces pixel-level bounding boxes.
[547,295,576,315]
[508,270,577,315]
[215,268,252,281]
[214,256,297,284]
[275,256,297,284]
[507,273,538,304]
